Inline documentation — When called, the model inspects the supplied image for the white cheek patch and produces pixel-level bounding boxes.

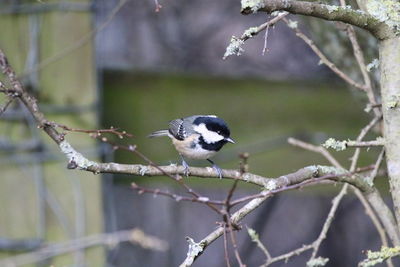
[193,123,224,144]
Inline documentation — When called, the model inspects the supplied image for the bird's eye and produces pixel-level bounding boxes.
[217,131,221,134]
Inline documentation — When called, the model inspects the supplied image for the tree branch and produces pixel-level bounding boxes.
[241,0,394,40]
[179,166,373,266]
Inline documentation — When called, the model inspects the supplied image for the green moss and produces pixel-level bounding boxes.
[223,36,245,60]
[265,180,277,190]
[322,138,347,151]
[366,59,380,72]
[287,19,298,29]
[243,26,259,38]
[317,165,346,176]
[241,0,265,13]
[387,95,400,109]
[359,246,400,267]
[366,0,400,32]
[325,5,339,13]
[247,227,259,241]
[307,257,329,267]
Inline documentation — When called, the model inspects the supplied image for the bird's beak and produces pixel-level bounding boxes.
[225,137,235,144]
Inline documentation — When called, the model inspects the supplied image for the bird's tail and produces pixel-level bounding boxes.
[148,130,169,138]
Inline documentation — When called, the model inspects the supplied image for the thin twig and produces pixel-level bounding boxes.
[346,139,384,148]
[247,227,272,262]
[224,177,245,267]
[223,224,232,267]
[261,184,348,266]
[53,123,134,138]
[310,184,348,259]
[288,137,343,168]
[262,25,270,56]
[350,115,382,172]
[369,148,385,184]
[339,0,380,117]
[0,97,15,115]
[154,0,162,12]
[283,18,367,92]
[261,244,313,266]
[241,13,288,42]
[226,217,246,267]
[131,182,223,205]
[223,12,288,60]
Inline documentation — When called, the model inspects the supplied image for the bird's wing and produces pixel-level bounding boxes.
[168,118,186,140]
[169,116,204,140]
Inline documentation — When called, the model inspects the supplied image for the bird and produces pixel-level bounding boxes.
[148,115,235,178]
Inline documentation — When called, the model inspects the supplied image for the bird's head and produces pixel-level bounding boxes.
[193,116,235,146]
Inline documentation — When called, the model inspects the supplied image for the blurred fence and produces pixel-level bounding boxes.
[0,1,103,266]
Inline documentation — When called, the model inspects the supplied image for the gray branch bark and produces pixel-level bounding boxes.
[241,0,394,40]
[380,36,400,233]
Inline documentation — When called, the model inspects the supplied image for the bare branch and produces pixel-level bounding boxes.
[260,244,313,266]
[247,227,272,262]
[241,0,394,40]
[223,12,288,59]
[338,0,379,116]
[309,185,348,261]
[223,224,232,267]
[179,166,374,266]
[259,185,347,266]
[226,215,246,267]
[283,18,367,92]
[348,139,384,147]
[288,137,343,168]
[0,228,168,267]
[0,97,15,115]
[52,122,134,138]
[130,182,223,205]
[289,134,396,254]
[346,25,379,109]
[369,148,385,184]
[349,115,382,171]
[323,137,384,152]
[0,48,63,144]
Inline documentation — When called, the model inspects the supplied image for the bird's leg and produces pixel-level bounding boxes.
[207,159,223,179]
[180,155,190,177]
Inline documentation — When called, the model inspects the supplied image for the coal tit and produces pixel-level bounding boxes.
[149,115,235,178]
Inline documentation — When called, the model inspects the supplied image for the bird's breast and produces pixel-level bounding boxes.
[172,134,217,159]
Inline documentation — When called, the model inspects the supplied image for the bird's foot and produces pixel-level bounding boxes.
[208,159,223,178]
[213,164,223,179]
[181,157,190,177]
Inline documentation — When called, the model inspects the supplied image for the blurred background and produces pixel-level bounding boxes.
[0,0,387,266]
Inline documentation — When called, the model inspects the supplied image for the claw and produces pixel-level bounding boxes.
[207,159,223,178]
[181,155,190,177]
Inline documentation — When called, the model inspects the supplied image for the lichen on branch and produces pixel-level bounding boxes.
[366,0,400,32]
[359,246,400,267]
[241,0,265,13]
[306,257,329,267]
[223,36,245,59]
